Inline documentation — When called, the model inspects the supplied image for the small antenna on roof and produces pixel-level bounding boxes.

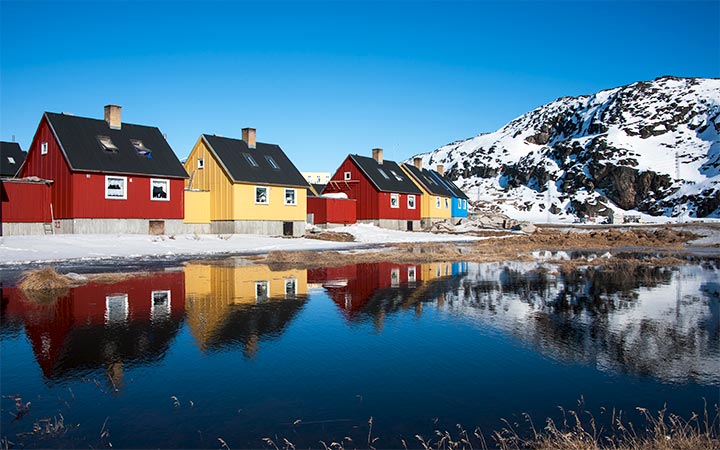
[12,134,15,142]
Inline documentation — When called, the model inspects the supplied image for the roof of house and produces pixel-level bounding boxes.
[401,163,454,197]
[1,141,26,177]
[429,170,469,199]
[348,155,422,195]
[308,183,325,197]
[45,112,188,178]
[202,134,309,188]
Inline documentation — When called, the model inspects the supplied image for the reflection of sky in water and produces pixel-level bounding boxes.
[1,260,717,448]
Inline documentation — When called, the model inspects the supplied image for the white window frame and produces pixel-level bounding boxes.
[41,142,48,155]
[436,196,441,208]
[285,278,297,297]
[344,171,352,180]
[408,267,416,283]
[150,178,170,202]
[407,194,416,209]
[444,197,450,209]
[255,186,269,204]
[284,188,297,206]
[390,193,400,209]
[255,281,269,302]
[151,290,171,321]
[197,158,204,169]
[105,175,128,200]
[105,294,129,324]
[391,268,400,287]
[7,156,15,164]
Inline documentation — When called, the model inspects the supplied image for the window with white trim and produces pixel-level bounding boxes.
[105,175,127,200]
[284,188,296,205]
[105,294,128,324]
[131,139,152,157]
[390,193,399,208]
[444,197,449,209]
[255,281,269,302]
[197,158,204,169]
[407,195,416,209]
[41,142,48,155]
[408,267,416,283]
[255,186,269,204]
[151,178,170,201]
[391,268,400,287]
[436,196,441,208]
[344,171,351,180]
[151,290,171,322]
[7,156,15,164]
[285,278,297,297]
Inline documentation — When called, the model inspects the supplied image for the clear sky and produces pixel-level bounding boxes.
[1,0,718,172]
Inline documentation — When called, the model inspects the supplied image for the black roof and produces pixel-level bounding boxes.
[349,154,422,195]
[401,163,453,197]
[1,142,26,177]
[202,134,309,188]
[45,112,188,178]
[311,183,325,196]
[429,170,469,199]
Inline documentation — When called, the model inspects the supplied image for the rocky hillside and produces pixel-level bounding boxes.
[412,76,720,221]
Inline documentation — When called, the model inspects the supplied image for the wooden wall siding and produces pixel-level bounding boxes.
[184,138,235,221]
[231,184,307,221]
[21,116,74,218]
[307,197,356,224]
[0,181,53,222]
[184,190,211,224]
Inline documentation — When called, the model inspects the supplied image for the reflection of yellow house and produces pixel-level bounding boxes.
[183,128,309,236]
[184,263,307,355]
[420,262,453,282]
[401,159,452,228]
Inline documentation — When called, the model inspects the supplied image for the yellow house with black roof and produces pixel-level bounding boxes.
[400,157,452,228]
[183,128,309,236]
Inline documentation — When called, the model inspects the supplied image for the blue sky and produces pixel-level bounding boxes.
[2,0,718,172]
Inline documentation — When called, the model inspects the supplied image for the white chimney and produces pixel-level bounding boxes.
[372,148,383,164]
[242,127,256,149]
[104,104,122,130]
[413,157,422,169]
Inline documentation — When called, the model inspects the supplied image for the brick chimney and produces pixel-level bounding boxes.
[242,128,256,149]
[437,164,444,175]
[104,104,122,130]
[413,157,422,169]
[372,148,383,164]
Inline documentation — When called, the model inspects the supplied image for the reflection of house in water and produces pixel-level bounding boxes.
[184,263,307,357]
[1,272,185,388]
[308,262,468,328]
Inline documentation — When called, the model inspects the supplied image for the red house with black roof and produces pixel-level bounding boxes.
[323,149,422,231]
[20,105,188,234]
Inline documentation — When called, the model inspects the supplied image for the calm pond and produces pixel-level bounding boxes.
[1,259,718,448]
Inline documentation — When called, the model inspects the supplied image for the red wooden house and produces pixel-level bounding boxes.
[323,149,422,231]
[19,105,188,234]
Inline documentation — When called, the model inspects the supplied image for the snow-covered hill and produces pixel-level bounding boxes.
[412,76,720,222]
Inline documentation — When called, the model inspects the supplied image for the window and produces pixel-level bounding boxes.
[7,156,15,164]
[390,193,399,208]
[285,279,297,297]
[407,195,416,209]
[197,158,204,169]
[408,267,416,283]
[131,139,152,157]
[391,268,400,287]
[105,175,127,200]
[41,142,48,155]
[444,197,450,209]
[390,170,403,181]
[151,290,171,322]
[378,168,390,180]
[284,188,296,205]
[436,196,441,208]
[265,155,280,169]
[255,281,269,302]
[244,152,259,167]
[105,294,128,324]
[344,171,351,180]
[97,136,118,153]
[255,186,268,204]
[151,178,170,201]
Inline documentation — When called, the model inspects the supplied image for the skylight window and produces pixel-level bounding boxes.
[378,168,390,180]
[131,139,152,158]
[390,170,403,181]
[265,155,280,170]
[244,152,259,167]
[97,135,118,153]
[7,157,15,164]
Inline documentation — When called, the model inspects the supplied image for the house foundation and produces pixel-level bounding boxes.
[210,220,305,236]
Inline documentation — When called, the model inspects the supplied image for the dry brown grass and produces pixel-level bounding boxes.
[305,231,356,242]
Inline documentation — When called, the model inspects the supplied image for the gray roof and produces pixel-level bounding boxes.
[202,134,309,188]
[1,141,26,177]
[429,170,469,199]
[45,112,188,178]
[349,155,422,195]
[401,163,453,197]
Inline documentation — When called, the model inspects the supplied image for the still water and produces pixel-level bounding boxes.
[1,259,718,448]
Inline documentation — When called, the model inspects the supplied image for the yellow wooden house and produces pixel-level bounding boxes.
[400,158,452,228]
[183,128,309,236]
[184,263,308,356]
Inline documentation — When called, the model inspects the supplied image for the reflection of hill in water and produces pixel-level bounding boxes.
[440,262,720,385]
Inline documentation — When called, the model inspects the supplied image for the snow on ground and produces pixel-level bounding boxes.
[0,224,483,265]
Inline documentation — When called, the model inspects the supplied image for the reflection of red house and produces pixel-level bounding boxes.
[308,262,421,319]
[2,272,185,382]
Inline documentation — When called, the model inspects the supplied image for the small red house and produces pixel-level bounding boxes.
[307,194,357,227]
[19,105,188,234]
[0,177,53,235]
[323,149,422,231]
